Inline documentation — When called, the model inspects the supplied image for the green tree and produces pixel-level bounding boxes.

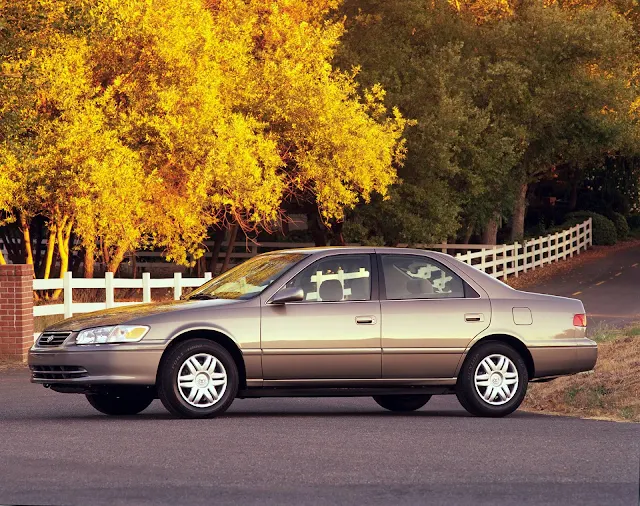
[338,0,521,245]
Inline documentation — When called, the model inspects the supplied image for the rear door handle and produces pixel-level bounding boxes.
[465,313,485,323]
[355,315,377,325]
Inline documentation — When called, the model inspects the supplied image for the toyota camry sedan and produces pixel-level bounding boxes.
[29,247,597,418]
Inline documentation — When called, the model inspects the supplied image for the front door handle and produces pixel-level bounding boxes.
[465,313,485,323]
[355,315,377,325]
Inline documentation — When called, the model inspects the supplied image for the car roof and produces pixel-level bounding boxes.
[268,246,445,255]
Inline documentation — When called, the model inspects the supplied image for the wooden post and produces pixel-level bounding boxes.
[105,272,114,309]
[173,272,182,300]
[63,271,73,317]
[142,272,151,303]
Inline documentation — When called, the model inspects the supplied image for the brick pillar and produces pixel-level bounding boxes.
[0,265,34,361]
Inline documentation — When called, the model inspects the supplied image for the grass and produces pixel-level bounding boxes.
[523,323,640,422]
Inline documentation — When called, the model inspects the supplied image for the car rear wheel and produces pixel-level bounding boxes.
[86,387,154,416]
[456,341,528,417]
[373,394,432,412]
[158,339,239,419]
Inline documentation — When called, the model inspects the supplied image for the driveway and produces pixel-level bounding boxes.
[527,245,640,327]
[0,370,637,506]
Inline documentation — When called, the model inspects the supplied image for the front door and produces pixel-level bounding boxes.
[261,254,381,382]
[378,254,491,379]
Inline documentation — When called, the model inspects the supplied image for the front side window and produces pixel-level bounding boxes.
[188,252,307,300]
[285,254,372,302]
[381,255,465,300]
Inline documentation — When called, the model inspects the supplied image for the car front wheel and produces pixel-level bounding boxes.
[373,394,432,412]
[86,387,154,416]
[456,341,528,417]
[158,339,239,419]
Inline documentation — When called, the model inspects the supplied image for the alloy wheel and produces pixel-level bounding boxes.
[177,353,228,408]
[473,354,519,406]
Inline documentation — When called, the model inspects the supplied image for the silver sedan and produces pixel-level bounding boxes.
[29,247,597,418]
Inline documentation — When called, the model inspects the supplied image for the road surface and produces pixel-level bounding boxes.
[528,245,640,327]
[2,245,639,505]
[0,370,638,506]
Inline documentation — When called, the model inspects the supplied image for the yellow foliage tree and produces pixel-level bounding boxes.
[1,0,407,276]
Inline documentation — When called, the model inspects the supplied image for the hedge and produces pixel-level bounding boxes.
[608,212,629,239]
[565,211,617,246]
[628,214,640,230]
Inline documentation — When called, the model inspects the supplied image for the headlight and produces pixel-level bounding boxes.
[76,325,150,345]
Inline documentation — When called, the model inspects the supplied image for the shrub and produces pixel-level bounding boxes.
[565,211,617,246]
[628,213,640,230]
[608,212,629,239]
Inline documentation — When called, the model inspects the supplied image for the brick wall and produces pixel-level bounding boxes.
[0,265,34,361]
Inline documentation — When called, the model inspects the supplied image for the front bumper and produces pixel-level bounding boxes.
[28,342,165,386]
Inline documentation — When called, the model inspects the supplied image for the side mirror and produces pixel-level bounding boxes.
[270,287,305,304]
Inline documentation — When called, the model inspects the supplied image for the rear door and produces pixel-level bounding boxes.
[378,253,491,379]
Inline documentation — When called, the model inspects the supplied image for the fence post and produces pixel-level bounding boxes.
[587,218,593,247]
[204,272,212,281]
[105,272,114,309]
[142,272,151,303]
[174,272,182,300]
[63,271,73,317]
[0,265,34,361]
[502,246,508,281]
[513,242,520,277]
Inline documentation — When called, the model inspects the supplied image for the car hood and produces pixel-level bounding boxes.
[45,298,240,332]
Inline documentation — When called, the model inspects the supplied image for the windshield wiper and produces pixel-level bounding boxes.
[187,294,218,300]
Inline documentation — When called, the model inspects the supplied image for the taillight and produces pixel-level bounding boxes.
[573,314,587,327]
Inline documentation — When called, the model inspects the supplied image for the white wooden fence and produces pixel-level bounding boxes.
[33,219,591,319]
[33,271,213,318]
[453,218,591,279]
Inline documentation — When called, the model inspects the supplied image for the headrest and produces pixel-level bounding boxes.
[349,277,369,300]
[407,278,434,295]
[319,279,343,302]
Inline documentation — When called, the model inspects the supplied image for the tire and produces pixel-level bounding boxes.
[373,394,432,412]
[86,387,154,416]
[158,339,239,419]
[456,341,528,417]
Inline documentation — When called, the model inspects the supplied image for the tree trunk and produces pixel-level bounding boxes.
[19,212,35,277]
[83,242,95,278]
[43,223,57,279]
[107,246,126,274]
[569,180,579,211]
[482,213,499,245]
[330,221,346,246]
[308,210,328,246]
[208,228,226,275]
[463,222,474,244]
[510,183,528,242]
[221,224,239,273]
[51,217,73,300]
[32,218,44,276]
[132,252,137,279]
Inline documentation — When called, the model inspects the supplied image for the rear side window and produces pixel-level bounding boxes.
[380,255,466,300]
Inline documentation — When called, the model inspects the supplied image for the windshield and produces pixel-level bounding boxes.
[187,252,307,301]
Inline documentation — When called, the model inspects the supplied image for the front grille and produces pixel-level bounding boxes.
[30,365,88,380]
[37,332,72,348]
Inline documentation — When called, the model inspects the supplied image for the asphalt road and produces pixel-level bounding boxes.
[0,370,638,506]
[529,245,640,327]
